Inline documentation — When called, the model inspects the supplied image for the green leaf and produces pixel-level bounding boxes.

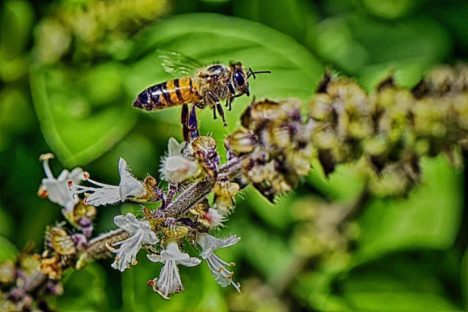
[462,248,468,310]
[55,264,109,312]
[124,13,323,142]
[427,2,468,54]
[306,161,367,202]
[230,218,295,282]
[0,0,33,57]
[245,186,295,230]
[357,60,429,91]
[197,265,229,312]
[31,64,137,166]
[355,156,463,263]
[346,292,457,312]
[91,133,159,179]
[0,235,17,261]
[0,87,34,135]
[309,17,369,73]
[341,252,460,311]
[0,205,13,237]
[293,271,352,311]
[233,0,318,42]
[308,14,451,74]
[0,0,33,81]
[360,0,421,19]
[348,15,451,65]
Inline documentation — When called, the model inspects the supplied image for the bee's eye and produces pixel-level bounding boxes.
[234,71,245,86]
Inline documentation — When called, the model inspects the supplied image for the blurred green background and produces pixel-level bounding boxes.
[1,0,468,311]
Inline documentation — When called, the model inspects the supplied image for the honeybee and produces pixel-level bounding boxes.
[133,50,270,141]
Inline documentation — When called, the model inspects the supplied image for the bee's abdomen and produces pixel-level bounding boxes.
[133,77,201,111]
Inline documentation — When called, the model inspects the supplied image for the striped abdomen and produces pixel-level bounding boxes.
[133,77,201,111]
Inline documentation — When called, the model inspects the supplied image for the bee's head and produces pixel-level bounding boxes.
[230,62,271,97]
[230,62,250,95]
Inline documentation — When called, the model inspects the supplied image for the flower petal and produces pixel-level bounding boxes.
[113,213,140,234]
[111,232,144,272]
[197,233,241,292]
[198,233,240,252]
[148,243,201,266]
[167,137,184,156]
[84,186,120,206]
[68,168,85,184]
[118,158,145,200]
[43,179,75,209]
[161,155,199,183]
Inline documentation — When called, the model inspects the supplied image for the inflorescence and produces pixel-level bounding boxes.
[1,65,467,310]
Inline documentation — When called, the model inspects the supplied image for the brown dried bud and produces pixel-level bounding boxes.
[228,99,314,200]
[309,65,468,195]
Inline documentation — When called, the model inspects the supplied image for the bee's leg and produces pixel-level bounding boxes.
[216,103,227,127]
[181,104,190,142]
[226,97,233,111]
[188,104,200,139]
[227,92,246,111]
[205,94,218,120]
[208,93,227,126]
[181,104,199,141]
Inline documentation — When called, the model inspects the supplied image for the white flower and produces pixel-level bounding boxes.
[108,213,158,272]
[39,153,84,212]
[160,138,200,183]
[197,233,241,292]
[72,158,146,206]
[147,241,201,299]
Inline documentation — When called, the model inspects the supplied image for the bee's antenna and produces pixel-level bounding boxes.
[247,68,272,79]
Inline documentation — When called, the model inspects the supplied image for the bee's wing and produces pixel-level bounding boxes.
[157,50,203,77]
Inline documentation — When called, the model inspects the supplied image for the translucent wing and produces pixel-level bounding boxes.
[157,50,203,77]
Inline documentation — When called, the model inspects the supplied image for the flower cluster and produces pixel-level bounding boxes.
[0,254,63,311]
[33,0,170,64]
[33,135,242,300]
[226,99,314,201]
[309,65,468,195]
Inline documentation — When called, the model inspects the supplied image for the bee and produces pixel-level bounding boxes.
[133,50,270,141]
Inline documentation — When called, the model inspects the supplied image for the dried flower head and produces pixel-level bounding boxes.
[309,66,468,195]
[227,99,313,200]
